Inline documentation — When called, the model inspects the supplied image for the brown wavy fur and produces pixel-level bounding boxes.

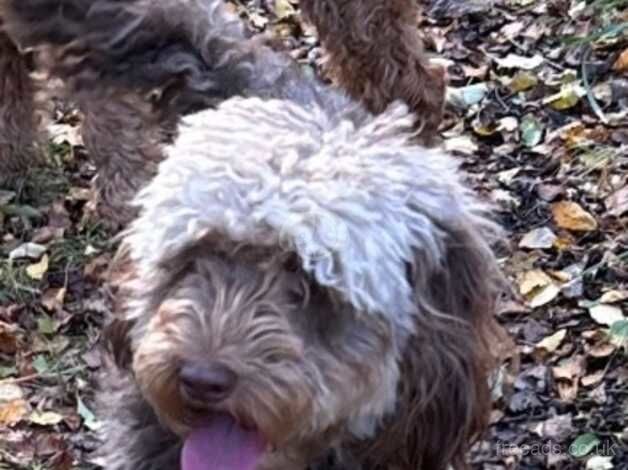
[300,0,447,144]
[0,30,39,183]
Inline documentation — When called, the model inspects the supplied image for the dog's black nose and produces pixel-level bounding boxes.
[179,362,237,403]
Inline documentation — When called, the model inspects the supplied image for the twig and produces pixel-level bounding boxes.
[581,45,608,124]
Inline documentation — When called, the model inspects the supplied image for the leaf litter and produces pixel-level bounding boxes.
[1,0,627,468]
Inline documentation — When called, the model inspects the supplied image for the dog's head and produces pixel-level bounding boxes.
[107,97,506,469]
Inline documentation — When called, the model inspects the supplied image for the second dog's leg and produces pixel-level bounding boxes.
[299,0,446,144]
[0,31,38,183]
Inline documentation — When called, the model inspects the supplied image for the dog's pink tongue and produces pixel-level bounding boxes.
[181,414,265,470]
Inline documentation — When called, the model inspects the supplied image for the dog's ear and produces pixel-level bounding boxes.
[354,218,507,470]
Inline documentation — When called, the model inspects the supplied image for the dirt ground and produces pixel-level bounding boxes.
[0,0,626,469]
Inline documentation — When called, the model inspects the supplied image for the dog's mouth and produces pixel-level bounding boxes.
[181,412,266,470]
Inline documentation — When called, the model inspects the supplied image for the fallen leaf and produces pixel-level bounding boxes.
[599,290,628,303]
[552,201,598,231]
[509,71,539,92]
[609,320,628,345]
[536,329,567,353]
[496,53,544,70]
[37,314,59,336]
[8,242,47,260]
[545,82,586,110]
[498,116,519,132]
[0,384,28,427]
[443,135,478,154]
[517,269,561,307]
[569,433,600,458]
[553,356,584,381]
[605,185,628,217]
[274,0,296,19]
[447,83,489,108]
[613,48,628,72]
[586,455,614,470]
[588,304,625,326]
[519,227,557,249]
[581,370,605,387]
[26,254,49,280]
[29,411,65,426]
[520,115,544,147]
[0,321,19,354]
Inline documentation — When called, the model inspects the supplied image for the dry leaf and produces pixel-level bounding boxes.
[274,0,296,19]
[8,242,46,260]
[0,321,19,354]
[588,304,625,326]
[613,48,628,72]
[519,227,557,249]
[29,410,65,426]
[26,254,49,280]
[536,329,567,352]
[598,290,628,303]
[517,269,561,307]
[581,370,605,387]
[495,53,544,70]
[552,201,598,232]
[0,384,28,427]
[605,185,628,217]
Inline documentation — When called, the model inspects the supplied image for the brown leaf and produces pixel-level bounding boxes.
[613,48,628,72]
[605,185,628,217]
[536,329,567,353]
[0,321,19,354]
[0,384,29,427]
[551,201,598,232]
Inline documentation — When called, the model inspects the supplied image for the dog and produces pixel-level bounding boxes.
[98,93,505,470]
[299,0,447,144]
[3,1,504,469]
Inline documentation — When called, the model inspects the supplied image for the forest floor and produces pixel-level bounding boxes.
[0,0,626,469]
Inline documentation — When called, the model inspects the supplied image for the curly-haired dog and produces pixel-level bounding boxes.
[101,95,505,470]
[299,0,447,144]
[4,2,505,468]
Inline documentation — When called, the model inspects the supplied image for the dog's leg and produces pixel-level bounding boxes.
[79,93,176,227]
[299,0,446,144]
[0,31,38,184]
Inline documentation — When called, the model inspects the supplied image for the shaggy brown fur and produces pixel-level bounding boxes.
[299,0,447,144]
[0,29,38,183]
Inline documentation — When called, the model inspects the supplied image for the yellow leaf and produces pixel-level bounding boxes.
[544,83,586,110]
[518,269,553,295]
[275,0,295,19]
[509,71,539,92]
[29,410,65,426]
[517,269,561,308]
[536,329,567,352]
[552,201,598,232]
[26,254,49,280]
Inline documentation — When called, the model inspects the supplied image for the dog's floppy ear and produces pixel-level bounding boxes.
[354,217,507,470]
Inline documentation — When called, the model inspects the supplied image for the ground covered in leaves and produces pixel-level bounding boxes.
[1,0,627,469]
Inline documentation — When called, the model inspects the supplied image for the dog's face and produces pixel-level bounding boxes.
[127,243,398,458]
